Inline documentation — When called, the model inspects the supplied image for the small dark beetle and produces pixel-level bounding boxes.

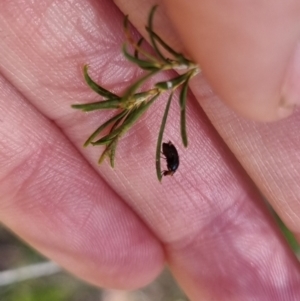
[162,141,179,176]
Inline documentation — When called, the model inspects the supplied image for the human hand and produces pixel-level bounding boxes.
[162,0,300,122]
[1,1,300,301]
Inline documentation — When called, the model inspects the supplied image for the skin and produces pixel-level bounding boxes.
[1,0,300,300]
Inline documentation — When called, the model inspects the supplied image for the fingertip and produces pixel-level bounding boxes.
[163,0,300,121]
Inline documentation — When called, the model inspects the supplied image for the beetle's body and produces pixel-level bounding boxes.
[162,141,179,176]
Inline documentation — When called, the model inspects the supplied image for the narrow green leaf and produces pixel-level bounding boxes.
[155,73,190,91]
[91,131,120,145]
[145,27,179,57]
[147,6,169,63]
[156,92,173,182]
[145,28,192,66]
[98,138,118,166]
[109,111,128,134]
[83,65,118,98]
[122,92,160,127]
[273,210,300,252]
[100,93,160,148]
[154,81,171,91]
[129,89,159,106]
[92,137,115,145]
[124,15,159,63]
[109,139,118,168]
[98,144,111,164]
[96,93,159,163]
[91,107,140,146]
[83,110,128,146]
[179,79,189,109]
[180,107,187,147]
[72,99,120,111]
[119,106,139,124]
[121,69,159,103]
[179,79,190,147]
[122,44,159,70]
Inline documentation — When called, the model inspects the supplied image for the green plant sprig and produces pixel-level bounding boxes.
[72,5,199,181]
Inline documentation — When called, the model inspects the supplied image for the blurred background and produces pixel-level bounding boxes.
[0,226,188,301]
[0,211,299,301]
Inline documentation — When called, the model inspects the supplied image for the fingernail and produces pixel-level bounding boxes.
[279,42,300,119]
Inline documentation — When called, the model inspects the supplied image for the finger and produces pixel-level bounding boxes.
[196,89,300,239]
[114,0,300,238]
[163,0,300,121]
[2,2,300,301]
[0,61,163,290]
